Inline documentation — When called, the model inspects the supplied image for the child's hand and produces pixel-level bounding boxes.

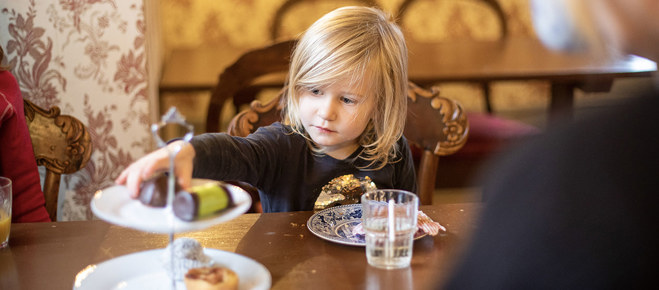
[115,141,195,199]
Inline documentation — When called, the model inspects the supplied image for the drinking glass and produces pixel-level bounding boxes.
[361,189,418,269]
[0,177,12,248]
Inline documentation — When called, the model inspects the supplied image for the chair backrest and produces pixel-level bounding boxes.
[396,0,508,41]
[206,40,296,133]
[23,99,92,221]
[270,0,380,42]
[227,82,469,205]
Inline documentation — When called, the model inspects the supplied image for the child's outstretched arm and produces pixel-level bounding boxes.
[115,140,195,199]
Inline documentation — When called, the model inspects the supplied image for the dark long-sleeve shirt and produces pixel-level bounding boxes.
[190,122,417,212]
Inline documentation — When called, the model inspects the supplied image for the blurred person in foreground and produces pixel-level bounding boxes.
[443,0,658,289]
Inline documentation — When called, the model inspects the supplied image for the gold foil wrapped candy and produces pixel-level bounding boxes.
[314,174,376,211]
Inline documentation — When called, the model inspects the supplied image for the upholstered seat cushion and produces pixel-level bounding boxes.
[456,112,540,157]
[411,112,539,159]
[411,112,540,188]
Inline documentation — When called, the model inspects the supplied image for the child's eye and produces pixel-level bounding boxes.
[340,96,356,105]
[309,88,322,95]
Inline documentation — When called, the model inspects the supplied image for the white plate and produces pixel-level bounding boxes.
[307,204,426,247]
[91,179,251,233]
[73,248,271,290]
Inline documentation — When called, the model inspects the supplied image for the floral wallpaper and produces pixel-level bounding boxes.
[1,0,152,220]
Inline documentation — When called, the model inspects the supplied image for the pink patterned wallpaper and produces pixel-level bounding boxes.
[1,0,152,220]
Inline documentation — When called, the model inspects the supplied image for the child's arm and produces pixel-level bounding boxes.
[115,140,195,198]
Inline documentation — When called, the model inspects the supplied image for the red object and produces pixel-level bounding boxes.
[458,112,540,157]
[0,70,51,222]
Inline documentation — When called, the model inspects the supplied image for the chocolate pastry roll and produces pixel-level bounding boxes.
[174,182,234,221]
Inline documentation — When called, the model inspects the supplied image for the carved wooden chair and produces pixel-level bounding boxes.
[206,40,295,133]
[23,99,93,221]
[227,82,469,206]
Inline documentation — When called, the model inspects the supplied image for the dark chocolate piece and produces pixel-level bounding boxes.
[138,173,182,207]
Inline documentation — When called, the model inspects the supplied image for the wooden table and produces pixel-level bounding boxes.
[407,38,656,118]
[0,203,481,290]
[160,38,656,119]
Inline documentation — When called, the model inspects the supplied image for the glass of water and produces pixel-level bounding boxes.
[361,189,418,269]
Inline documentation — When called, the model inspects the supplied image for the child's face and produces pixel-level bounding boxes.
[298,77,375,159]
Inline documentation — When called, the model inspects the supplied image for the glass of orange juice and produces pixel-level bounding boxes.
[0,176,11,248]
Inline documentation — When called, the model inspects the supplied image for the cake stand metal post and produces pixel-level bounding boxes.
[151,106,194,290]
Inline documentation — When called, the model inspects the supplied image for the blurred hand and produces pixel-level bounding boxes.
[115,141,195,198]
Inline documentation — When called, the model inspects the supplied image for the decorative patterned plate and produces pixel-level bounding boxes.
[307,204,426,246]
[91,179,251,234]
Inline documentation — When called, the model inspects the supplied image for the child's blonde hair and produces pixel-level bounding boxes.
[283,6,408,169]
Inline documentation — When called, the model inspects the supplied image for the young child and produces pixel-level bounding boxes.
[115,6,416,212]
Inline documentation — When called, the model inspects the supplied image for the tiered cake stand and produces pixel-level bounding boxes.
[75,108,271,289]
